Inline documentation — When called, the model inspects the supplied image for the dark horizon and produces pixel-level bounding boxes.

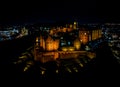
[0,1,120,25]
[1,16,120,26]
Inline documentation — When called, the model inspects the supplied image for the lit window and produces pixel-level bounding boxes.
[61,43,65,46]
[68,42,71,45]
[61,37,63,39]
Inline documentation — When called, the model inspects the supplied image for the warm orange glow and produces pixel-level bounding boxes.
[87,52,96,59]
[35,52,59,63]
[39,35,60,51]
[53,40,59,50]
[40,36,45,50]
[67,28,72,32]
[36,37,39,46]
[96,30,99,38]
[70,24,73,28]
[74,38,81,50]
[36,37,39,42]
[41,55,54,63]
[91,29,102,40]
[73,22,77,29]
[92,30,95,40]
[74,21,77,25]
[79,63,83,67]
[57,27,61,32]
[89,34,92,41]
[56,70,59,73]
[24,67,28,72]
[63,28,67,32]
[50,30,53,35]
[41,71,45,75]
[68,47,75,51]
[82,35,88,44]
[33,23,100,63]
[39,36,59,51]
[79,31,89,44]
[62,47,67,51]
[98,29,102,38]
[45,36,53,51]
[54,52,59,59]
[78,29,102,44]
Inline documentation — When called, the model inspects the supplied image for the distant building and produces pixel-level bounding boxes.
[79,27,102,44]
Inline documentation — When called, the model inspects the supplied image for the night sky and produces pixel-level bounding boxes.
[0,1,120,24]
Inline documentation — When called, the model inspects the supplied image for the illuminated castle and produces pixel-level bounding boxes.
[34,21,102,63]
[45,36,59,51]
[36,35,60,51]
[36,35,82,52]
[49,21,102,45]
[49,21,78,35]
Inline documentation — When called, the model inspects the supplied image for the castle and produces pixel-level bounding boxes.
[34,22,102,63]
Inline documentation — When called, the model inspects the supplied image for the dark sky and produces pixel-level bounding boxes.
[0,1,120,24]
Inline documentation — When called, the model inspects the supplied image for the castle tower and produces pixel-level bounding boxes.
[53,39,60,50]
[40,35,45,50]
[73,21,78,30]
[74,38,81,50]
[45,36,53,51]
